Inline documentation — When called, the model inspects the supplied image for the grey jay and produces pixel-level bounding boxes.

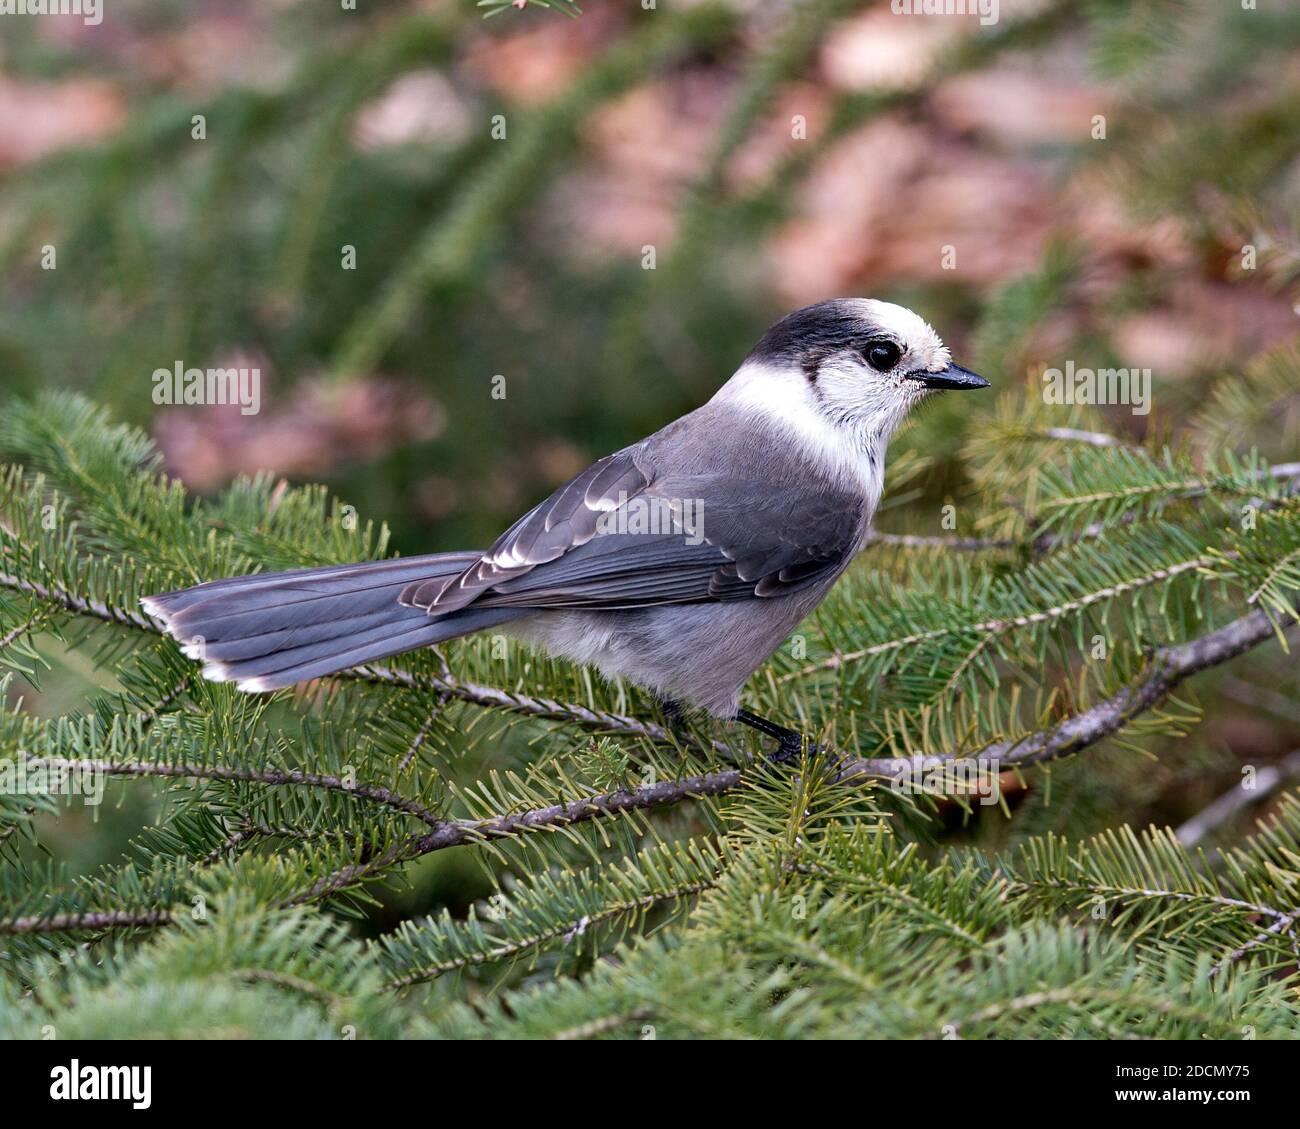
[143,299,988,759]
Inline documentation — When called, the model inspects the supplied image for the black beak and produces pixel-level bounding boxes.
[910,363,990,390]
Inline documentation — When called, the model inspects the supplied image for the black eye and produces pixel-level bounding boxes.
[864,340,902,371]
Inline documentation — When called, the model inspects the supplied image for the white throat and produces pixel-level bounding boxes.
[710,361,889,503]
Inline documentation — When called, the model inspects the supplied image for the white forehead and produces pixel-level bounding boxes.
[858,299,949,366]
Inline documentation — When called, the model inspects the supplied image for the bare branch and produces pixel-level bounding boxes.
[383,880,712,990]
[840,607,1293,781]
[786,553,1223,681]
[289,769,741,906]
[1175,748,1300,848]
[2,908,171,935]
[863,531,1017,552]
[0,571,155,631]
[1037,427,1129,448]
[45,759,446,828]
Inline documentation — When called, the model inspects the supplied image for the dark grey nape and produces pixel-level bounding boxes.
[744,299,875,371]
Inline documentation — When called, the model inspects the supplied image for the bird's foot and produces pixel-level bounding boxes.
[735,708,826,767]
[773,732,822,766]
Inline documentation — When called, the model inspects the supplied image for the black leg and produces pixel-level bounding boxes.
[734,708,820,765]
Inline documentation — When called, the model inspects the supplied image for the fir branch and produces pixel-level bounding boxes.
[5,581,1290,935]
[1005,806,1300,978]
[842,605,1292,779]
[1034,448,1295,533]
[787,548,1223,681]
[40,758,445,828]
[1175,748,1300,848]
[3,908,171,935]
[1036,427,1130,448]
[289,769,741,906]
[864,531,1018,552]
[383,878,712,989]
[0,569,155,631]
[288,607,1291,909]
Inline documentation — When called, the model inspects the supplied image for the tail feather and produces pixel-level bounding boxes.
[159,581,429,641]
[205,607,521,692]
[143,552,478,618]
[147,554,479,629]
[189,606,422,663]
[143,553,523,692]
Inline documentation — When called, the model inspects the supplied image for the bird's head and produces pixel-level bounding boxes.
[729,298,989,446]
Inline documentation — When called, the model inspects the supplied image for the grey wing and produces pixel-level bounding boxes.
[401,449,651,613]
[401,447,864,613]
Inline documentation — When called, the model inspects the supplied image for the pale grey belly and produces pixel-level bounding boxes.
[504,586,830,717]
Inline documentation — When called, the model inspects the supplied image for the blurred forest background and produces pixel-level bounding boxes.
[1,0,1298,936]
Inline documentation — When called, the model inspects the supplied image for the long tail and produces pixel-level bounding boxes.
[142,553,524,692]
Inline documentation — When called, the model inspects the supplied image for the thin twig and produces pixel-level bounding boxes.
[1037,427,1130,448]
[1212,905,1300,976]
[383,880,712,990]
[201,820,334,866]
[2,908,171,935]
[41,758,446,828]
[397,700,445,775]
[139,675,194,724]
[1174,748,1300,848]
[288,769,742,907]
[347,664,675,743]
[863,531,1017,552]
[552,1008,655,1041]
[786,553,1223,680]
[0,606,50,653]
[1220,675,1300,725]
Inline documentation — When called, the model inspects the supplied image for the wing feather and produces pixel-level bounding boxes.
[401,434,866,615]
